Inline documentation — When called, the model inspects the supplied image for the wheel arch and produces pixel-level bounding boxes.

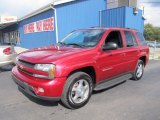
[139,56,147,66]
[67,66,97,86]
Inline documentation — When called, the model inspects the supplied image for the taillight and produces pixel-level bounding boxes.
[3,47,12,55]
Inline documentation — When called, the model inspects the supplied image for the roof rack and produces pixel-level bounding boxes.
[89,26,100,28]
[108,27,138,30]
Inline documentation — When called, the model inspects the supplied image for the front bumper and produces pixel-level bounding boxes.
[12,66,66,101]
[12,75,60,101]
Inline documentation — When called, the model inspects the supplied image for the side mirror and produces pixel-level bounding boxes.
[102,42,118,51]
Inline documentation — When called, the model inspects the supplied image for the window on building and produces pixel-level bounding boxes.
[124,31,137,47]
[105,31,123,48]
[3,33,10,44]
[136,32,147,46]
[3,31,20,45]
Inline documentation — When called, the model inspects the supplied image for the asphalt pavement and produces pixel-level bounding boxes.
[0,60,160,120]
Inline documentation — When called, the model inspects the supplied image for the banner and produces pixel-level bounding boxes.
[23,17,54,34]
[0,16,17,24]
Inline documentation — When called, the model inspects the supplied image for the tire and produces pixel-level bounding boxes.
[61,72,93,109]
[131,60,144,81]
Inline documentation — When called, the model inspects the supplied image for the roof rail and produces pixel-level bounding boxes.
[89,26,100,28]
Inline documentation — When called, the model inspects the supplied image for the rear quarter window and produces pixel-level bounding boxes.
[136,32,147,46]
[124,31,138,47]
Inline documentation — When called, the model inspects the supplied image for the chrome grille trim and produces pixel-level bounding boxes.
[17,59,35,77]
[18,66,33,76]
[18,59,35,68]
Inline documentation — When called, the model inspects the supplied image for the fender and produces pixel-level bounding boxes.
[138,52,149,64]
[55,59,100,82]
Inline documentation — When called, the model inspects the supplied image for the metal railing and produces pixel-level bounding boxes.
[147,40,160,60]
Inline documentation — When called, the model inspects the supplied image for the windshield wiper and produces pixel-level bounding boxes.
[58,42,66,45]
[58,42,84,48]
[65,43,84,48]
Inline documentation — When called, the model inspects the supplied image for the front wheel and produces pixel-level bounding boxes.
[132,60,144,81]
[61,72,93,109]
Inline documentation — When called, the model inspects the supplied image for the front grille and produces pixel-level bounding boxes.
[18,59,35,68]
[17,59,35,76]
[18,66,33,76]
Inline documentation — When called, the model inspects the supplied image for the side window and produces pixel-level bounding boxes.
[105,31,123,48]
[124,31,137,47]
[136,32,147,46]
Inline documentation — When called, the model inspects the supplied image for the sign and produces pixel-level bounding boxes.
[0,16,17,24]
[23,17,54,34]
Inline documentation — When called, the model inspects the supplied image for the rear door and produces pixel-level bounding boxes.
[122,30,139,72]
[135,32,149,64]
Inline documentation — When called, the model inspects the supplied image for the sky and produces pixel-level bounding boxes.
[0,0,160,27]
[140,0,160,26]
[0,0,53,17]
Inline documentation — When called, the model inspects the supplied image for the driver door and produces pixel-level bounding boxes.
[97,30,126,81]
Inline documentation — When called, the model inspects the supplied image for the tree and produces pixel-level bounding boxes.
[144,23,160,41]
[154,27,160,41]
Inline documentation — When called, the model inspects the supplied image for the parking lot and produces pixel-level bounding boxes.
[150,48,160,60]
[0,60,160,120]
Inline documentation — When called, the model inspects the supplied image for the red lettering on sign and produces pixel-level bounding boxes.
[50,18,54,31]
[43,19,47,31]
[24,25,28,34]
[43,18,54,31]
[28,23,34,33]
[4,18,15,21]
[23,17,54,34]
[36,21,42,32]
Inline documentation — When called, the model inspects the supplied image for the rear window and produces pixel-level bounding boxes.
[124,31,137,47]
[136,32,147,46]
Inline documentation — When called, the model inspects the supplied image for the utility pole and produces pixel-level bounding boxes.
[153,40,157,59]
[143,6,145,15]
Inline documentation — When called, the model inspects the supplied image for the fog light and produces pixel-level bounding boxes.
[38,88,44,93]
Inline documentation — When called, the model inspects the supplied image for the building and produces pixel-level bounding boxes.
[107,0,138,9]
[0,0,144,49]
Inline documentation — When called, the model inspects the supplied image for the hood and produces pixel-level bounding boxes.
[18,45,93,64]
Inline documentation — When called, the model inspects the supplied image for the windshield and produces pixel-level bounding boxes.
[59,29,105,47]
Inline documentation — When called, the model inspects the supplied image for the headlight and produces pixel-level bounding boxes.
[34,64,56,79]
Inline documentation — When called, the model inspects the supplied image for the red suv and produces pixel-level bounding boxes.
[12,28,149,109]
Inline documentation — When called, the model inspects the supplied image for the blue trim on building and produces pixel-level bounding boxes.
[55,0,106,40]
[101,7,126,28]
[125,7,144,33]
[18,9,56,49]
[0,0,144,49]
[101,6,144,33]
[18,0,106,49]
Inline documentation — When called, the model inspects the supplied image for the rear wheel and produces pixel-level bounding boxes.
[132,60,144,81]
[61,72,93,109]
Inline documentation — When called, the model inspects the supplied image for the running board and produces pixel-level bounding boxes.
[94,74,133,91]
